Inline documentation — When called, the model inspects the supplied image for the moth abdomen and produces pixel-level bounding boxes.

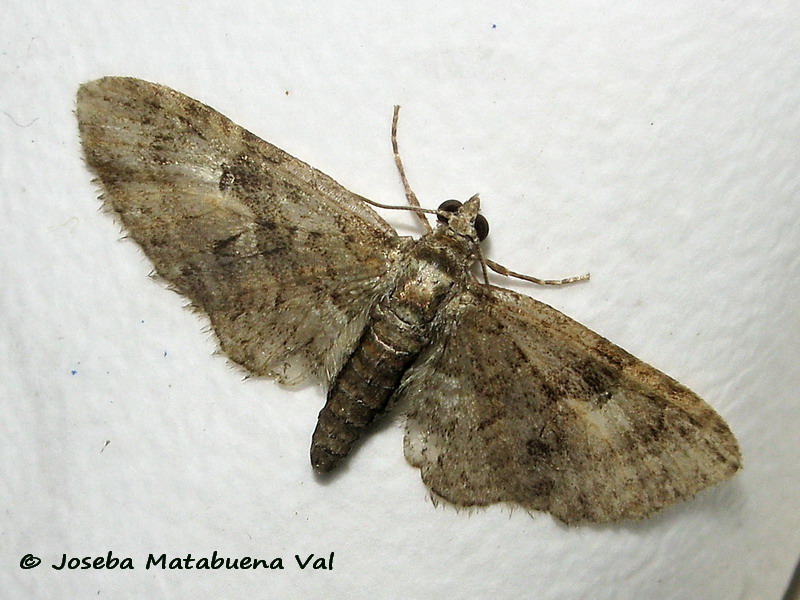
[310,302,429,473]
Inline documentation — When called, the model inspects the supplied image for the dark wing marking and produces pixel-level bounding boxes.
[401,284,741,524]
[77,77,400,384]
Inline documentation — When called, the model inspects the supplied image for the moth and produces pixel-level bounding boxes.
[76,77,741,524]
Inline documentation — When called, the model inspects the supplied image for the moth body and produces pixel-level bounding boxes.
[311,222,475,472]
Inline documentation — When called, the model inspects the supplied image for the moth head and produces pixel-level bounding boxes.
[436,194,489,242]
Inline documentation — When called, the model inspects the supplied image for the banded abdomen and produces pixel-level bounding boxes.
[310,238,461,473]
[310,301,427,472]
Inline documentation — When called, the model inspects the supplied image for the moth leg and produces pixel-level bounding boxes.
[485,258,590,286]
[392,105,432,233]
[474,244,491,285]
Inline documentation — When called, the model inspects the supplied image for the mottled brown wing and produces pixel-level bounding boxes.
[77,77,400,385]
[401,284,741,524]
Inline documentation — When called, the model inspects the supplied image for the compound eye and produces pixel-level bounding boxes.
[437,199,462,223]
[475,214,489,241]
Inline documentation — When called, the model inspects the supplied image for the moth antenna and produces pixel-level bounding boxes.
[358,194,439,217]
[392,105,432,233]
[485,258,590,286]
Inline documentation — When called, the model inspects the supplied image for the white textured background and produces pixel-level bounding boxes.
[2,2,798,599]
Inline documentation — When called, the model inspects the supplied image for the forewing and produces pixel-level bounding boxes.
[402,284,741,524]
[77,77,399,385]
